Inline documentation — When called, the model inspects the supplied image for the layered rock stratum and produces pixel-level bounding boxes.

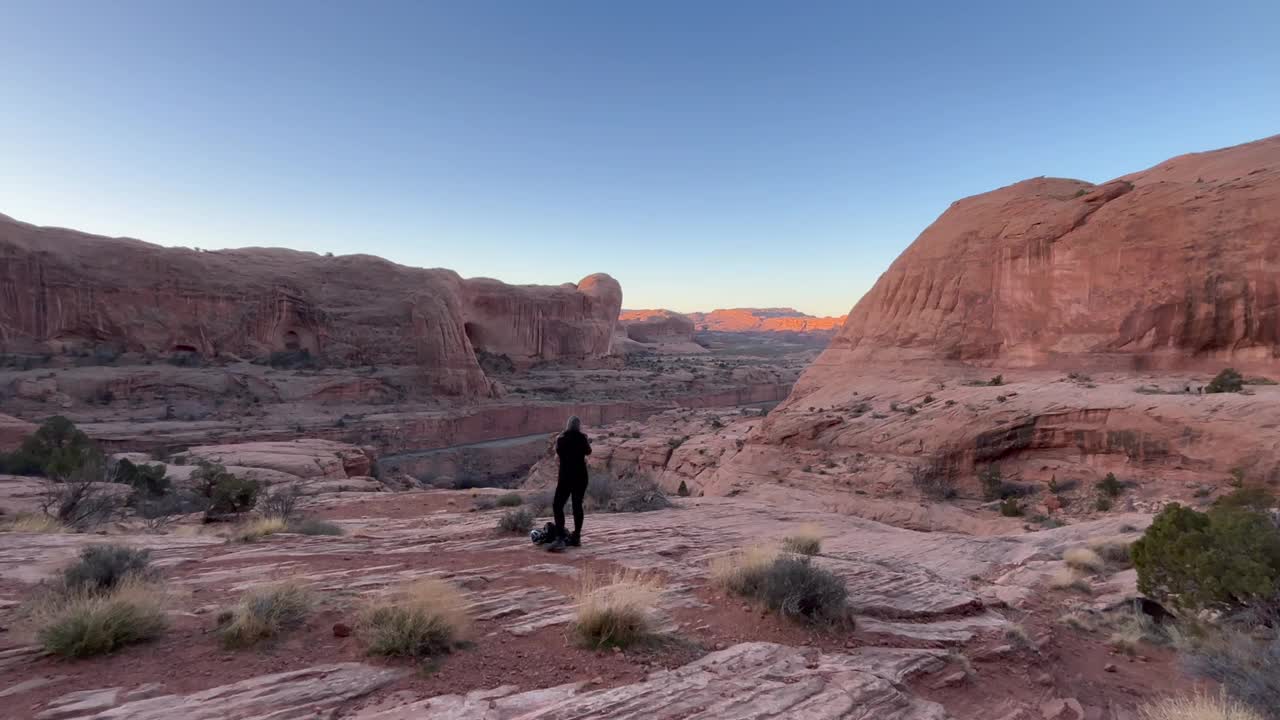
[0,213,622,396]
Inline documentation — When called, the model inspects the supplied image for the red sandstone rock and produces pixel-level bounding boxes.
[618,309,696,344]
[688,308,846,336]
[833,135,1280,371]
[0,213,621,396]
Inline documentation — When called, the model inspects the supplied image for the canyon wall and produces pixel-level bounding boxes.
[689,308,846,336]
[0,213,621,396]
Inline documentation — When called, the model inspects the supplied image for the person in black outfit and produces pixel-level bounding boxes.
[548,415,591,552]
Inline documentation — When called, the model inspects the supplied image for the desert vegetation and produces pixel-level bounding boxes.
[218,581,314,648]
[781,524,823,555]
[497,507,535,533]
[712,544,851,626]
[358,578,471,660]
[573,570,663,649]
[34,544,168,658]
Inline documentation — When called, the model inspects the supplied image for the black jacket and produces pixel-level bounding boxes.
[555,429,592,485]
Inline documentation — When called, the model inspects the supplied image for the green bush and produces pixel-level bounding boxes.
[495,493,523,507]
[0,416,101,478]
[1206,368,1245,394]
[63,545,154,594]
[115,459,170,498]
[497,508,534,534]
[194,461,259,519]
[754,556,850,625]
[1097,473,1125,498]
[1132,503,1280,611]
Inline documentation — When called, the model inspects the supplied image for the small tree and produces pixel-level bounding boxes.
[41,460,120,530]
[1132,502,1280,611]
[193,461,259,520]
[1,416,101,478]
[1206,368,1245,394]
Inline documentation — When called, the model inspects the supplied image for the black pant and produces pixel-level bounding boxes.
[553,479,586,538]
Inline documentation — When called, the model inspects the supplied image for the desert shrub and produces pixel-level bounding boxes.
[1064,547,1106,573]
[41,461,121,530]
[260,483,302,521]
[1088,537,1134,567]
[233,517,288,543]
[588,473,672,513]
[781,524,823,555]
[1050,568,1092,594]
[37,579,167,657]
[999,498,1024,517]
[1107,609,1165,655]
[497,507,534,534]
[573,570,662,649]
[63,545,154,594]
[135,489,208,526]
[473,496,497,511]
[495,493,523,508]
[1206,368,1245,395]
[0,416,101,478]
[3,513,66,533]
[713,547,849,625]
[988,375,1004,387]
[1245,376,1278,386]
[358,578,470,659]
[113,459,170,498]
[979,465,1003,501]
[1132,503,1280,611]
[586,474,615,506]
[911,458,956,500]
[1215,487,1276,512]
[1175,626,1279,720]
[219,581,313,648]
[194,461,259,519]
[1139,692,1264,720]
[288,518,343,536]
[1098,473,1125,498]
[1095,495,1114,512]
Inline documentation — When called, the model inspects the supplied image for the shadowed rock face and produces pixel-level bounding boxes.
[833,134,1280,371]
[0,213,621,396]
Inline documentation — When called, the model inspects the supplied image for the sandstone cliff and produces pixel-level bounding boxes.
[704,135,1280,519]
[0,213,621,396]
[833,135,1280,371]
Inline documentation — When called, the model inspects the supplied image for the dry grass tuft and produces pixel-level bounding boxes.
[358,578,470,659]
[1107,610,1164,655]
[710,545,780,593]
[781,524,824,555]
[573,570,663,649]
[219,581,313,648]
[36,578,168,657]
[1059,610,1097,632]
[1005,622,1034,650]
[4,513,67,533]
[1049,568,1093,594]
[1139,693,1263,720]
[1063,547,1106,573]
[233,516,288,543]
[1087,536,1133,567]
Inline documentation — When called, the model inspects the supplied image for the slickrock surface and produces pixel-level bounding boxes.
[0,488,1171,720]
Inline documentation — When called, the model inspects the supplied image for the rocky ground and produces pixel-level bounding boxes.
[0,487,1188,720]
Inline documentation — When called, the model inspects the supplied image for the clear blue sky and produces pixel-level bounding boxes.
[2,1,1277,316]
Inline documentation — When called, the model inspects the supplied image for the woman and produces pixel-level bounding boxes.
[548,415,591,552]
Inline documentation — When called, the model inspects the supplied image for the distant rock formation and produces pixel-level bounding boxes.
[0,213,622,396]
[619,309,697,344]
[688,308,846,336]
